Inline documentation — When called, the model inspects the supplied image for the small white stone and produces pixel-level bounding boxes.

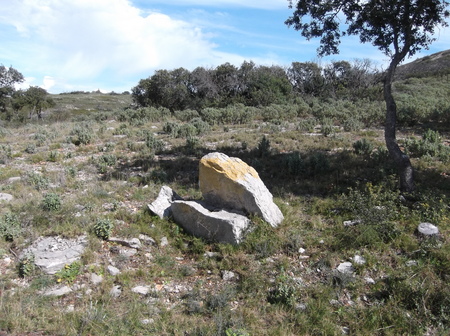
[110,285,122,298]
[160,237,169,247]
[353,255,366,265]
[107,265,120,276]
[222,270,236,281]
[418,223,439,236]
[406,260,418,267]
[337,262,355,274]
[364,277,375,284]
[132,285,150,295]
[90,273,103,285]
[298,248,306,254]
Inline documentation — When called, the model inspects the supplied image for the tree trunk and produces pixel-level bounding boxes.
[383,59,415,192]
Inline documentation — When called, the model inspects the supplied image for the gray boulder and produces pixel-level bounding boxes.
[199,152,283,227]
[171,200,251,244]
[148,186,183,219]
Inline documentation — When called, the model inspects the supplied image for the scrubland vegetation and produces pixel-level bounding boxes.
[0,62,449,335]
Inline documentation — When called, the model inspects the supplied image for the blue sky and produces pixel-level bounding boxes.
[1,0,449,94]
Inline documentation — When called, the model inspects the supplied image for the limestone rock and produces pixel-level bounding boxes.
[21,235,87,274]
[43,285,72,296]
[108,237,142,249]
[417,222,439,237]
[148,186,183,219]
[336,262,355,275]
[199,152,283,227]
[0,193,13,202]
[171,200,251,244]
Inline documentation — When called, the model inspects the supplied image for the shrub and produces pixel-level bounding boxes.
[297,118,317,132]
[256,135,271,158]
[189,117,210,136]
[42,193,61,211]
[70,123,94,145]
[353,138,374,156]
[25,143,37,154]
[145,133,164,153]
[267,272,297,307]
[55,261,82,284]
[0,213,21,241]
[321,118,335,136]
[0,144,12,164]
[283,151,305,176]
[93,218,113,240]
[405,129,450,162]
[27,172,49,190]
[163,121,181,138]
[18,254,35,278]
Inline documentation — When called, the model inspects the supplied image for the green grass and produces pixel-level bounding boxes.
[0,83,449,335]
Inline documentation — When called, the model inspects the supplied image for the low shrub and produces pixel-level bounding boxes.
[93,218,113,240]
[0,213,21,241]
[42,193,61,211]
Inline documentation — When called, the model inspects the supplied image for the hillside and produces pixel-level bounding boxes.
[0,61,449,335]
[396,49,450,79]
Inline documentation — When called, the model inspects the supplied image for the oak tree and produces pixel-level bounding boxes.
[286,0,449,191]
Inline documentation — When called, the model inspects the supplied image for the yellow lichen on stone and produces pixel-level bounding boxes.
[199,156,259,182]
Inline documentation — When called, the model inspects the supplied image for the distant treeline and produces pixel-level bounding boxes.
[131,60,382,111]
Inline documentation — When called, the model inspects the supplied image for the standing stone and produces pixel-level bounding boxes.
[171,200,251,244]
[199,152,283,227]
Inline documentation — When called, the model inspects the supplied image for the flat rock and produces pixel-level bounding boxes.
[148,186,183,219]
[43,285,72,296]
[199,152,283,227]
[0,193,13,202]
[20,235,87,274]
[108,237,142,249]
[171,200,251,244]
[132,285,151,295]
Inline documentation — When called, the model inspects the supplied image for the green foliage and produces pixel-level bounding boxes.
[27,172,49,190]
[353,138,374,156]
[93,218,113,240]
[55,261,82,284]
[256,135,271,158]
[0,144,12,164]
[70,122,94,145]
[406,129,450,162]
[267,272,297,307]
[0,213,21,241]
[42,192,61,211]
[18,254,35,278]
[25,143,37,154]
[145,132,164,153]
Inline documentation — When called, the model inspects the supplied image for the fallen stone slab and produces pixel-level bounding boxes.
[171,200,251,244]
[20,235,88,274]
[199,152,283,227]
[148,186,183,219]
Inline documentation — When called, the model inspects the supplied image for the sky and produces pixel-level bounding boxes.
[1,0,449,94]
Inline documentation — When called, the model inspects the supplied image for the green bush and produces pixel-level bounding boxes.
[405,129,450,162]
[18,254,35,278]
[93,218,113,240]
[27,172,49,190]
[0,144,12,164]
[55,261,82,284]
[25,143,37,154]
[70,123,94,145]
[145,132,164,153]
[353,138,374,156]
[256,135,271,158]
[42,193,61,211]
[0,213,21,241]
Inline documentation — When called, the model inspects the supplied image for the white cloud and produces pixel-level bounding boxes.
[131,0,289,10]
[1,0,240,92]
